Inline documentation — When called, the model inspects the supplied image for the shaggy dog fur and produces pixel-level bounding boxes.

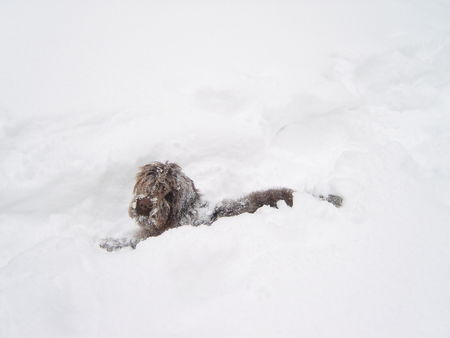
[100,161,342,251]
[128,162,202,237]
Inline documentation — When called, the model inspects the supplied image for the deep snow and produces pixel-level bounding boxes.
[1,0,450,337]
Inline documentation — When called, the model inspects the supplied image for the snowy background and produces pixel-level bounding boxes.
[1,0,450,337]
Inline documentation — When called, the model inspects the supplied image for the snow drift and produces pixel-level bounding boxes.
[1,0,449,337]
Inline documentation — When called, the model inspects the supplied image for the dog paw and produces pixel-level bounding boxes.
[99,238,139,251]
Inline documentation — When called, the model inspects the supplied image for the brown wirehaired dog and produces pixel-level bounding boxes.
[100,161,341,251]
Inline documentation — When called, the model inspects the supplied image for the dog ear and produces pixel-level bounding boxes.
[153,198,171,230]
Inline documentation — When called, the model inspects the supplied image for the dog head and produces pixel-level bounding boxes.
[128,161,200,233]
[129,162,180,231]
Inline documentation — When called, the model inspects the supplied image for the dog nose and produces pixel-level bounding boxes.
[135,197,153,216]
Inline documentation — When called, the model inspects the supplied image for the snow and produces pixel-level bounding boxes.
[1,0,450,337]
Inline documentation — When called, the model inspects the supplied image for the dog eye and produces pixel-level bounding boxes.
[165,192,174,203]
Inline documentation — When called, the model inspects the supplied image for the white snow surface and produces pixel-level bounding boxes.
[1,1,450,337]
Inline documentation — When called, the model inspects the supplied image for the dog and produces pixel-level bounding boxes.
[100,161,341,251]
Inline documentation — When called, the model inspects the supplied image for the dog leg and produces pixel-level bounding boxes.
[208,188,294,224]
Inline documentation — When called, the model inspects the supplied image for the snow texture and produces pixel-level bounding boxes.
[1,0,450,337]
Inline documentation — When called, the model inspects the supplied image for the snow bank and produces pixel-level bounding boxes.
[1,0,449,337]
